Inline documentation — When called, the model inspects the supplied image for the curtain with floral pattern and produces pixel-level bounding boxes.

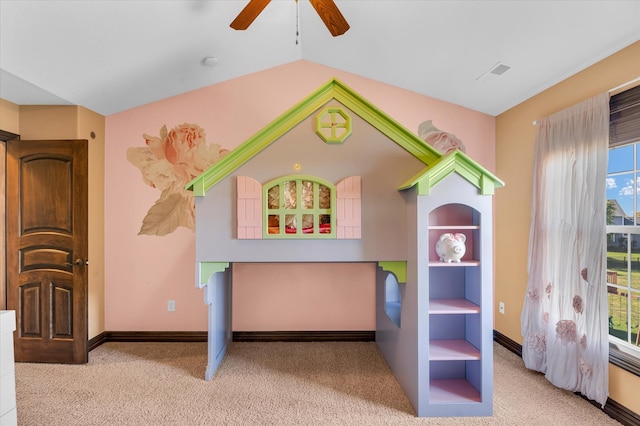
[522,92,610,406]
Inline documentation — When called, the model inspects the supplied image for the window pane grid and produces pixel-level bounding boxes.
[606,230,640,349]
[608,88,640,364]
[607,139,640,350]
[264,177,335,238]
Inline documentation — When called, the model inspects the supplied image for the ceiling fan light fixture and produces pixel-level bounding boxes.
[230,0,349,37]
[201,57,219,67]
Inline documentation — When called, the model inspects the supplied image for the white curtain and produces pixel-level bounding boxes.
[522,93,610,407]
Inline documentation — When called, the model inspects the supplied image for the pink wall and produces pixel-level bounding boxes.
[232,263,376,331]
[104,60,495,331]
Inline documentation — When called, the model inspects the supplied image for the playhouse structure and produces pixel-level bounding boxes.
[186,79,504,417]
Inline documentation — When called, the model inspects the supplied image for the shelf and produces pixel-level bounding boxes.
[429,299,480,314]
[429,225,479,230]
[429,260,480,267]
[430,379,481,403]
[420,202,490,415]
[430,339,480,360]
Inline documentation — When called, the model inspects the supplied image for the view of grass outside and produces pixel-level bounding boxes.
[606,140,640,349]
[607,93,640,353]
[606,248,640,346]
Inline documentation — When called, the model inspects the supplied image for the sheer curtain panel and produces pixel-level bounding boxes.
[522,93,610,407]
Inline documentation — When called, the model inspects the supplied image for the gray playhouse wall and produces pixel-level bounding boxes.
[194,100,426,263]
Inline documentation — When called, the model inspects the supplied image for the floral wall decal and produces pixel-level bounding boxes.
[418,120,466,154]
[127,123,227,236]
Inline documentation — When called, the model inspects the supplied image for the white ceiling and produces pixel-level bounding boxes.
[1,0,639,117]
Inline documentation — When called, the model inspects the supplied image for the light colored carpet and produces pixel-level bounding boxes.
[14,341,620,425]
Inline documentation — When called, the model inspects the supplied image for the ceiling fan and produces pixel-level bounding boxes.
[230,0,350,37]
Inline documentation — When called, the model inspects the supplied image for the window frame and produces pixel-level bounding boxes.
[605,225,640,363]
[263,175,336,239]
[607,84,640,377]
[606,224,640,377]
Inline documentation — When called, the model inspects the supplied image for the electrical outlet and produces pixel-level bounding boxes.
[499,301,505,314]
[167,300,176,312]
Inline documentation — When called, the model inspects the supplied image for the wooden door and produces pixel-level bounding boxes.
[6,139,88,363]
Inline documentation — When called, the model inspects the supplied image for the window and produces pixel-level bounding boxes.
[236,175,361,240]
[315,107,352,144]
[606,84,640,370]
[605,155,640,353]
[264,176,335,238]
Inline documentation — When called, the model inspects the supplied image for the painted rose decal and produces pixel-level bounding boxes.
[127,123,227,236]
[418,120,466,154]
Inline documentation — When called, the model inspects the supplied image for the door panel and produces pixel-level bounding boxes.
[6,140,88,364]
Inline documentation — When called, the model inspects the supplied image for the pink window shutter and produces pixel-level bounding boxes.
[237,176,262,239]
[336,176,361,239]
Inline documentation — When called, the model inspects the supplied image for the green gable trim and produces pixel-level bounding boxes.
[199,262,230,286]
[378,261,407,283]
[329,82,441,165]
[398,150,504,196]
[185,78,441,196]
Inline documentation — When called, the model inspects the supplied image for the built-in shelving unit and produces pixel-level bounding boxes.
[376,192,495,417]
[376,185,496,417]
[423,202,491,415]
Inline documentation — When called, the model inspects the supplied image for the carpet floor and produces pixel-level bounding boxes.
[14,341,620,425]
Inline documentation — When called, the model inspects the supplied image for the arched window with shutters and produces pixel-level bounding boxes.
[263,175,335,239]
[237,175,361,240]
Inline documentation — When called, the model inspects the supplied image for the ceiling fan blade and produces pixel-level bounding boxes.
[230,0,271,30]
[308,0,350,37]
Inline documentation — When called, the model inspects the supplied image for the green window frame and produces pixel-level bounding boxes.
[315,107,352,144]
[263,175,336,239]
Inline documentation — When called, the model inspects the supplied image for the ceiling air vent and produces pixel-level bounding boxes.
[476,62,512,84]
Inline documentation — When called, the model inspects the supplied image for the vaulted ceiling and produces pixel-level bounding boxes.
[1,1,639,117]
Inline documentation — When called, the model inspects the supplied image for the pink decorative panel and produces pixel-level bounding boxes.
[237,176,262,239]
[336,176,361,239]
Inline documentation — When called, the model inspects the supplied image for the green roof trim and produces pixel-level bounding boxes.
[378,261,407,283]
[185,78,441,196]
[398,150,505,196]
